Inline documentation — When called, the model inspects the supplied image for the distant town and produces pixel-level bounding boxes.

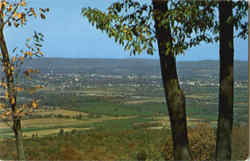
[34,72,248,90]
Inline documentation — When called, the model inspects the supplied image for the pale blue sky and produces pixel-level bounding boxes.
[5,0,248,61]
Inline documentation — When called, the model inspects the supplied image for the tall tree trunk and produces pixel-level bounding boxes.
[216,1,234,160]
[152,0,192,160]
[0,28,26,161]
[13,119,26,160]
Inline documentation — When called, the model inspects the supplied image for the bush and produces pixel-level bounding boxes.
[136,150,147,161]
[58,129,64,136]
[162,123,216,160]
[71,129,78,135]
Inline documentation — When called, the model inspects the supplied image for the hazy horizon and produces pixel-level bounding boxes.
[6,0,248,61]
[35,56,248,62]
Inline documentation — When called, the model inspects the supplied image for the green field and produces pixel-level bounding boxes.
[0,63,248,160]
[0,83,248,139]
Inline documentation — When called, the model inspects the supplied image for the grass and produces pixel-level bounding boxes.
[0,115,140,138]
[1,84,247,160]
[90,116,154,131]
[26,84,247,121]
[32,109,89,117]
[68,100,168,117]
[0,113,216,139]
[0,125,247,160]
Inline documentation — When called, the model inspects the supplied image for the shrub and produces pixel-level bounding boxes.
[58,129,64,136]
[162,123,216,160]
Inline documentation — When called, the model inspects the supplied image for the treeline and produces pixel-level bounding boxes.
[9,58,248,81]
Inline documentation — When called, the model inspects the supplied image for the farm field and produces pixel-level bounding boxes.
[0,84,247,138]
[0,59,248,160]
[0,84,248,160]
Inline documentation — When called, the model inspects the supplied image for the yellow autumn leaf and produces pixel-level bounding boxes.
[18,56,25,61]
[12,56,16,63]
[7,68,11,74]
[16,110,25,117]
[0,82,7,88]
[40,13,46,19]
[39,51,43,56]
[32,102,38,108]
[8,4,12,12]
[0,115,6,119]
[30,8,36,17]
[2,1,6,7]
[0,103,5,109]
[5,111,11,116]
[21,104,26,110]
[28,108,33,113]
[5,91,9,98]
[12,11,17,18]
[26,68,33,73]
[24,51,33,56]
[21,0,26,7]
[15,108,21,114]
[35,85,41,89]
[17,13,22,19]
[16,87,23,92]
[21,17,26,24]
[10,66,14,71]
[11,97,15,104]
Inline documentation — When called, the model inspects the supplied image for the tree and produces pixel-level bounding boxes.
[152,1,192,159]
[0,0,49,160]
[216,0,248,160]
[216,2,234,160]
[82,0,247,159]
[82,0,216,160]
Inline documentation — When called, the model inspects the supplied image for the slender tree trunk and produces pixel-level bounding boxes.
[13,119,26,160]
[152,0,192,160]
[216,1,234,160]
[0,28,26,161]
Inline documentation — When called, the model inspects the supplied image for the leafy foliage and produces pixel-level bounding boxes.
[82,0,216,56]
[0,0,49,28]
[82,0,247,56]
[0,0,49,126]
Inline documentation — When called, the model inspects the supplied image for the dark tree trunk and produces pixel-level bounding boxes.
[0,28,26,161]
[216,1,234,160]
[152,0,192,160]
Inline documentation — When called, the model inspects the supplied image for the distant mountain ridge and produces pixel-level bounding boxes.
[17,58,248,81]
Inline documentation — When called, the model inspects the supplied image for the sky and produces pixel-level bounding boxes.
[5,0,248,61]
